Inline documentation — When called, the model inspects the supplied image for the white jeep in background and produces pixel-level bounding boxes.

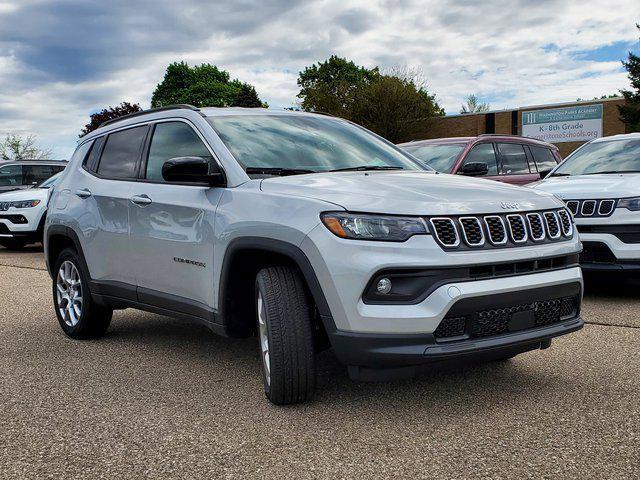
[532,133,640,271]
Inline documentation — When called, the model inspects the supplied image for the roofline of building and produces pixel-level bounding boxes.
[444,96,623,119]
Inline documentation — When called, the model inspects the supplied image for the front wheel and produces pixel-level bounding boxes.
[255,266,316,405]
[53,248,112,338]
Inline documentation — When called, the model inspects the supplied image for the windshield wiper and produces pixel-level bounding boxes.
[246,167,317,176]
[328,165,404,173]
[549,172,571,177]
[583,170,640,175]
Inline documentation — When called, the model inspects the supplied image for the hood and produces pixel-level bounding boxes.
[0,188,49,202]
[531,173,640,200]
[260,171,562,215]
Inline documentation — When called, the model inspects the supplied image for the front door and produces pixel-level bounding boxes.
[129,120,223,310]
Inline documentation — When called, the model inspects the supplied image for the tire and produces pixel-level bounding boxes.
[0,239,27,250]
[52,248,112,339]
[255,266,316,405]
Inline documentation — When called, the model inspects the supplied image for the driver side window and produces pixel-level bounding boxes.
[146,122,212,182]
[0,165,23,186]
[461,143,498,175]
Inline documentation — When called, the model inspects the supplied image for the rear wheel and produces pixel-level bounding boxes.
[53,248,112,338]
[255,266,316,405]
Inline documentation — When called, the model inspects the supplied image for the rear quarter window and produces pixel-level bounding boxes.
[97,126,147,179]
[530,146,558,171]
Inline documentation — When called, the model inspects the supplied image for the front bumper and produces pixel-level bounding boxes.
[328,282,582,376]
[0,208,44,240]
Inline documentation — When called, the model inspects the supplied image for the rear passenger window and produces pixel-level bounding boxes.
[145,122,212,182]
[462,143,498,175]
[496,143,530,175]
[530,146,558,172]
[97,126,147,179]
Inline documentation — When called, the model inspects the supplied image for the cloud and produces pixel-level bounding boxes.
[0,0,638,158]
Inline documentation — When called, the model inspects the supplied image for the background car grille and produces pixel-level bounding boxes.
[430,209,572,250]
[565,199,617,218]
[434,295,579,341]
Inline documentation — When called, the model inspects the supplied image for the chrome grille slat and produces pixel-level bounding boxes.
[483,216,507,245]
[543,211,561,239]
[459,217,485,247]
[557,209,573,237]
[566,201,579,216]
[430,218,460,247]
[598,199,615,216]
[506,214,528,243]
[526,213,545,241]
[581,200,596,216]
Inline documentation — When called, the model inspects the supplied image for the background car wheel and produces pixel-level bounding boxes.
[255,266,316,405]
[53,248,112,339]
[0,239,27,250]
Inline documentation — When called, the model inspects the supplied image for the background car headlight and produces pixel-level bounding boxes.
[618,197,640,211]
[321,212,428,241]
[10,200,41,209]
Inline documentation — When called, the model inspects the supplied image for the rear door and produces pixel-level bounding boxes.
[129,119,224,310]
[494,143,539,185]
[77,125,148,289]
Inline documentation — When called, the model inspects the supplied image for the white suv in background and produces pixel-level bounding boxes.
[0,173,61,249]
[532,133,640,271]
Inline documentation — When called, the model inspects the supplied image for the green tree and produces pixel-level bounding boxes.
[80,101,142,137]
[351,73,444,143]
[619,24,640,132]
[297,55,380,116]
[1,134,51,161]
[151,62,266,109]
[297,59,443,143]
[460,94,490,114]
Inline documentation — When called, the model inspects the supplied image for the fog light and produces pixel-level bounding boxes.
[376,277,392,295]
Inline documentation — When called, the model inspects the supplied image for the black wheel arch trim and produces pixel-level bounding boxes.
[218,236,336,332]
[45,225,89,278]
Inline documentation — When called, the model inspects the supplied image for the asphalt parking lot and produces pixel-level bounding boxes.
[0,248,638,479]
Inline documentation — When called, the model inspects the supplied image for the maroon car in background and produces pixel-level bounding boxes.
[398,135,562,186]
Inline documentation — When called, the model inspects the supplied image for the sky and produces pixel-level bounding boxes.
[0,0,639,159]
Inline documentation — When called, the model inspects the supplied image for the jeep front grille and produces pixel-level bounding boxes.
[543,211,560,239]
[565,199,617,218]
[430,218,459,247]
[526,213,545,241]
[557,209,573,237]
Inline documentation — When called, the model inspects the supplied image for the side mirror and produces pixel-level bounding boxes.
[162,156,224,186]
[538,168,553,179]
[458,162,489,176]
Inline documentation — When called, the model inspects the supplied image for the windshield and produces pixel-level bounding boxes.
[553,138,640,176]
[401,143,465,172]
[37,172,61,188]
[207,115,424,174]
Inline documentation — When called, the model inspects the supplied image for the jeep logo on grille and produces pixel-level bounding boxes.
[500,202,520,210]
[0,202,8,211]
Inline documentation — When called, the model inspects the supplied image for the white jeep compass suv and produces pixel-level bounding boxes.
[532,133,640,271]
[45,105,583,404]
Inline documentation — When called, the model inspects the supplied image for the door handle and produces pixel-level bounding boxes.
[131,194,152,206]
[75,189,92,199]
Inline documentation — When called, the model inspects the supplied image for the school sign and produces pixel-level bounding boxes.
[522,104,603,143]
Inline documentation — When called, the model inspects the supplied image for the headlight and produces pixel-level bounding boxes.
[320,212,428,241]
[618,197,640,211]
[10,200,41,209]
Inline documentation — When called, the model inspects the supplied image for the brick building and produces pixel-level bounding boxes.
[414,97,628,158]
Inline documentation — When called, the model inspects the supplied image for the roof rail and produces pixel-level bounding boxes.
[478,133,544,142]
[99,104,202,128]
